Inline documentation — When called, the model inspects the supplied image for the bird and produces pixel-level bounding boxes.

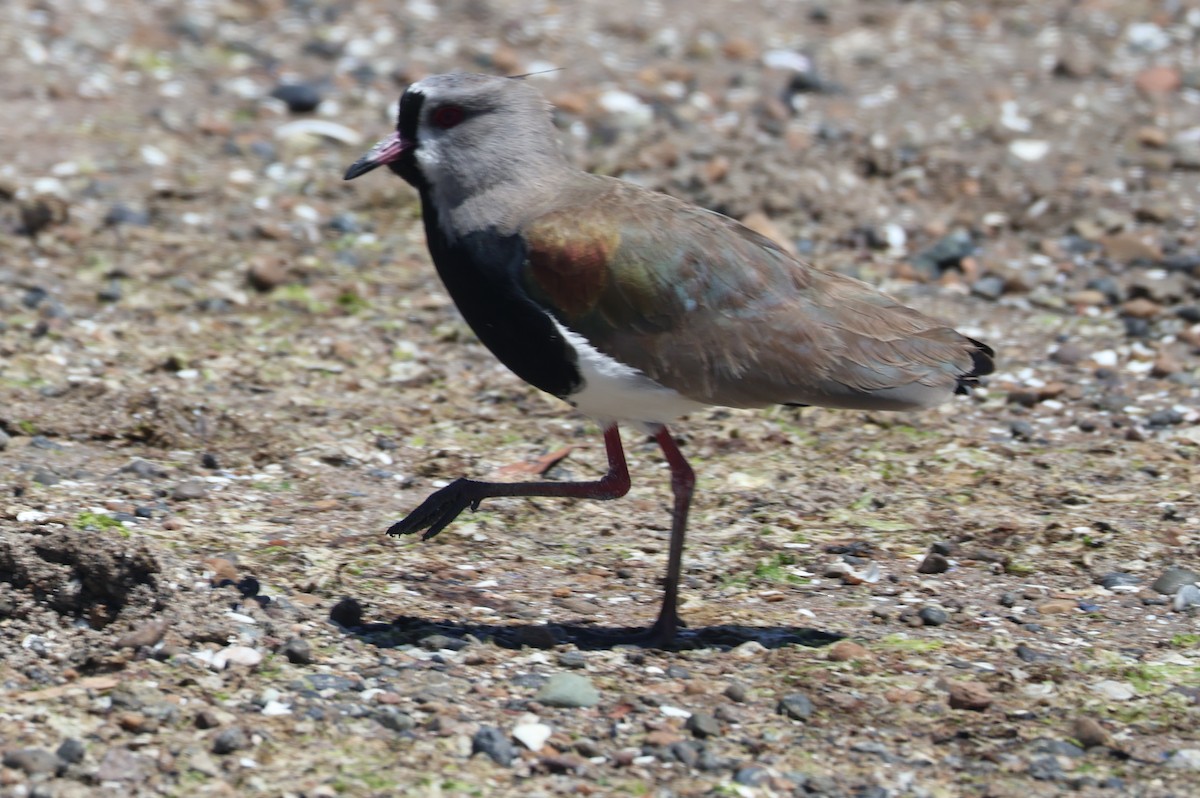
[343,72,994,646]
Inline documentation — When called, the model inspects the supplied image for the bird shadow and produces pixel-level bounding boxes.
[342,613,842,652]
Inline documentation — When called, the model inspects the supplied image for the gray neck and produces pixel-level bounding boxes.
[419,140,575,238]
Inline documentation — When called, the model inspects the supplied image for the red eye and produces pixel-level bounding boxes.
[430,105,465,129]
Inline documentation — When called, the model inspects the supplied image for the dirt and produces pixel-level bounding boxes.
[1,1,1199,796]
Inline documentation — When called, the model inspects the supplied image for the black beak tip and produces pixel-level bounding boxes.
[342,158,378,181]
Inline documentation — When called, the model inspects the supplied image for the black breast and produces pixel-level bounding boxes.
[420,198,582,399]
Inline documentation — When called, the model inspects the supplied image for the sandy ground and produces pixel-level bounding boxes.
[2,1,1199,796]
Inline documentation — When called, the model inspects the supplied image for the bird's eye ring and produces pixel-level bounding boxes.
[431,105,465,129]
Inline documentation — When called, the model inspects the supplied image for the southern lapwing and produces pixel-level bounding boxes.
[344,73,994,645]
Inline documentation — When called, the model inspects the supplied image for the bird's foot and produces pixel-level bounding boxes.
[386,478,485,541]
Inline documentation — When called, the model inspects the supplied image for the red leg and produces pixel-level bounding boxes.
[388,425,630,540]
[644,425,694,645]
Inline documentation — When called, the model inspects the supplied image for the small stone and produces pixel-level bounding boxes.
[114,619,169,649]
[556,650,587,669]
[171,480,208,501]
[1010,420,1035,441]
[270,82,323,113]
[723,682,748,703]
[734,766,770,786]
[1152,566,1200,595]
[1147,409,1185,428]
[512,720,553,751]
[1102,233,1161,264]
[947,681,992,711]
[777,693,813,721]
[2,748,63,776]
[1151,352,1182,378]
[280,637,314,664]
[1015,644,1053,663]
[472,726,516,766]
[1036,599,1076,615]
[95,748,150,782]
[0,429,8,450]
[971,274,1006,300]
[1173,584,1200,612]
[212,645,262,670]
[211,727,249,755]
[56,738,85,765]
[1165,749,1200,771]
[534,673,600,708]
[419,633,468,652]
[247,257,289,291]
[1134,65,1181,96]
[1028,755,1063,781]
[827,640,870,662]
[1072,717,1111,749]
[1119,297,1162,319]
[918,606,948,626]
[1097,572,1139,590]
[917,551,950,574]
[1050,343,1086,365]
[684,712,720,739]
[1092,680,1135,701]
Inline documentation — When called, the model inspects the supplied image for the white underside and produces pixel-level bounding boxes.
[550,317,707,428]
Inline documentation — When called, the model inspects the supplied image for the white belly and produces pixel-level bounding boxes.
[551,318,707,427]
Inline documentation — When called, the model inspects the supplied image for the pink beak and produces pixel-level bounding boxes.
[343,132,411,180]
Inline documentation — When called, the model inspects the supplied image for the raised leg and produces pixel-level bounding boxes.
[388,425,630,540]
[643,425,695,646]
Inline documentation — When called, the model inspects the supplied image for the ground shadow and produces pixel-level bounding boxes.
[339,611,842,652]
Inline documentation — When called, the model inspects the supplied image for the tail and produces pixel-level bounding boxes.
[954,337,995,395]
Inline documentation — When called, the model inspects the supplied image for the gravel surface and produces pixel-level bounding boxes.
[2,1,1199,796]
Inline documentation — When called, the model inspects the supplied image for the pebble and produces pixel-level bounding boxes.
[211,645,262,670]
[171,480,208,501]
[534,673,600,708]
[1091,680,1135,701]
[95,748,150,782]
[556,650,587,669]
[472,726,516,766]
[1072,717,1111,749]
[1027,755,1062,781]
[723,682,748,703]
[1173,584,1200,611]
[270,82,323,113]
[114,618,169,649]
[2,748,63,776]
[280,637,314,664]
[777,693,813,721]
[512,720,553,751]
[1096,572,1139,590]
[1036,599,1076,615]
[918,606,948,626]
[827,640,870,662]
[1165,749,1200,771]
[734,765,770,786]
[684,712,720,739]
[211,727,249,755]
[947,681,992,711]
[0,429,8,450]
[56,738,85,765]
[1152,566,1200,595]
[917,552,950,574]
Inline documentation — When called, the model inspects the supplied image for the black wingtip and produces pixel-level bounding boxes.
[955,337,995,395]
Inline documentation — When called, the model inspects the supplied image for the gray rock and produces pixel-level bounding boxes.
[685,712,720,739]
[919,606,949,626]
[95,748,150,782]
[472,726,516,766]
[557,650,587,669]
[281,637,314,664]
[171,480,208,501]
[373,708,414,732]
[211,727,249,755]
[2,748,63,776]
[56,738,85,765]
[1152,566,1200,595]
[723,681,749,703]
[777,693,813,721]
[1165,749,1200,770]
[1173,584,1200,611]
[734,765,770,786]
[1096,572,1139,589]
[534,673,600,708]
[1028,754,1063,781]
[0,429,9,450]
